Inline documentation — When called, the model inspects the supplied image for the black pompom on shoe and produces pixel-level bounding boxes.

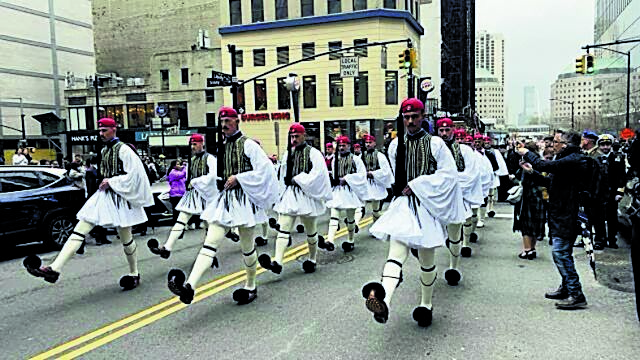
[318,236,335,251]
[470,233,478,243]
[23,255,60,283]
[225,231,240,242]
[412,306,433,327]
[296,224,305,233]
[362,282,388,324]
[488,211,496,218]
[258,254,282,274]
[302,260,316,273]
[254,236,268,247]
[147,238,171,259]
[233,288,257,305]
[268,218,278,229]
[460,247,472,258]
[444,268,462,286]
[342,242,355,252]
[120,274,140,291]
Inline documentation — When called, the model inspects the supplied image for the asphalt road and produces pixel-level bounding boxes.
[1,203,639,359]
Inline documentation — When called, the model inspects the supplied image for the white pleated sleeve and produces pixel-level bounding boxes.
[108,145,154,208]
[190,155,219,201]
[289,147,333,201]
[493,148,509,176]
[235,139,279,209]
[344,155,369,200]
[370,152,393,189]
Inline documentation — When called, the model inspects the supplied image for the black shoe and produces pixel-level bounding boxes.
[302,260,316,273]
[318,236,335,251]
[76,242,85,255]
[470,233,478,243]
[545,286,569,300]
[555,294,587,310]
[527,250,536,260]
[410,248,419,259]
[225,231,240,242]
[362,282,388,324]
[23,255,60,283]
[119,274,140,291]
[233,288,257,305]
[167,269,194,304]
[444,268,461,286]
[296,224,305,233]
[147,239,171,259]
[342,241,355,252]
[607,242,619,249]
[412,306,433,327]
[254,236,268,247]
[460,247,472,258]
[354,225,359,234]
[488,211,496,218]
[258,254,282,274]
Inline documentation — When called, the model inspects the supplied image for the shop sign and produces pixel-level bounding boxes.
[241,112,291,121]
[70,134,98,143]
[135,129,197,142]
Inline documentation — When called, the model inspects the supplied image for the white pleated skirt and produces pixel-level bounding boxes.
[273,185,326,217]
[175,188,207,215]
[77,190,148,228]
[361,179,389,202]
[201,188,266,228]
[325,185,364,209]
[369,195,446,249]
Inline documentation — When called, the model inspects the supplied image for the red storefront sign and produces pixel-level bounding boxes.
[241,112,291,121]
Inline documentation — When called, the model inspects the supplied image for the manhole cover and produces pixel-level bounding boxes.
[296,253,355,265]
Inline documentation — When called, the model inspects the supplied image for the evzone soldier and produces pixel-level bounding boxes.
[167,106,278,305]
[353,134,393,227]
[24,118,154,290]
[484,136,508,217]
[434,119,484,284]
[473,133,498,230]
[455,131,488,257]
[259,123,332,274]
[362,99,466,327]
[147,134,216,259]
[321,135,368,252]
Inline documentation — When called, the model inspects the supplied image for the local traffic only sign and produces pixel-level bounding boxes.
[207,71,233,87]
[340,56,359,78]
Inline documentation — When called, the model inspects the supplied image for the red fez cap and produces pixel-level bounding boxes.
[218,106,238,119]
[325,143,334,148]
[464,135,474,143]
[436,118,454,128]
[289,123,305,134]
[400,98,424,113]
[190,133,204,143]
[336,135,350,145]
[454,129,467,138]
[484,136,492,142]
[98,118,117,128]
[473,133,484,140]
[363,134,376,142]
[353,143,361,148]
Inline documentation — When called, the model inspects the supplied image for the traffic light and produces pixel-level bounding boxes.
[575,55,586,74]
[585,54,595,74]
[409,48,417,68]
[399,48,411,69]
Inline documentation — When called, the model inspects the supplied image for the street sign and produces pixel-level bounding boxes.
[420,78,435,94]
[237,107,245,114]
[340,56,359,78]
[207,71,233,87]
[155,105,168,117]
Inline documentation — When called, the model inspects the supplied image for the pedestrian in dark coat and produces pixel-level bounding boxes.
[517,130,589,310]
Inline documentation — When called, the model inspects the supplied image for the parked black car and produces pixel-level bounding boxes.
[0,166,85,248]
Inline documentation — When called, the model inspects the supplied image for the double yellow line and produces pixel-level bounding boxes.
[31,217,373,359]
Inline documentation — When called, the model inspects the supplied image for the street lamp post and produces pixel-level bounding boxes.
[3,97,26,142]
[550,98,575,130]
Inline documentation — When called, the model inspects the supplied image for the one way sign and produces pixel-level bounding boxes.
[207,71,233,87]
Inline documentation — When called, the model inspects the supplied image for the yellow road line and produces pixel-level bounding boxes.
[31,217,373,359]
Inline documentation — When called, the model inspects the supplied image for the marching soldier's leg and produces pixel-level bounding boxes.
[414,247,437,327]
[343,208,357,252]
[325,208,340,250]
[300,215,319,273]
[353,205,365,233]
[233,226,258,305]
[118,226,141,290]
[488,188,496,217]
[461,215,474,257]
[478,198,487,228]
[471,207,480,238]
[371,200,383,222]
[362,240,409,324]
[148,212,192,259]
[445,223,463,286]
[258,215,295,274]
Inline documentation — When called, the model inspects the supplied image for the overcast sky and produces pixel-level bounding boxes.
[476,0,595,122]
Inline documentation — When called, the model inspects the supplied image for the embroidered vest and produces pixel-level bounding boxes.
[100,141,126,178]
[187,152,210,189]
[444,139,465,172]
[223,133,253,179]
[333,153,357,181]
[404,130,437,183]
[288,143,313,178]
[363,150,380,172]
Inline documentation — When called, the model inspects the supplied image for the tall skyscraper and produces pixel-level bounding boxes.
[519,85,539,125]
[475,30,504,86]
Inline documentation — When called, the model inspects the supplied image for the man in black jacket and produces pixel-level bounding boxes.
[517,130,589,310]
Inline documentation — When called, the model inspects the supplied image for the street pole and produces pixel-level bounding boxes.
[94,74,101,120]
[160,115,166,157]
[627,52,631,129]
[408,41,414,98]
[229,44,238,112]
[19,98,25,141]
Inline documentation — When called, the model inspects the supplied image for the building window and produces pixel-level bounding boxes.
[237,84,246,111]
[160,70,169,90]
[205,89,215,103]
[385,71,398,105]
[384,0,395,8]
[277,46,289,65]
[301,0,314,16]
[303,75,317,108]
[328,0,341,14]
[354,38,368,57]
[254,49,266,66]
[275,0,288,20]
[181,68,189,85]
[302,42,315,60]
[254,79,268,111]
[235,50,244,67]
[277,77,291,110]
[354,71,368,106]
[329,74,343,107]
[157,102,189,128]
[353,0,367,11]
[252,0,264,22]
[127,103,154,128]
[229,0,242,25]
[329,41,342,60]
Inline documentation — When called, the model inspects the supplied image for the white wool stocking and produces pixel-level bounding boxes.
[50,221,94,272]
[345,209,356,243]
[238,226,257,290]
[164,212,192,251]
[274,215,295,264]
[353,206,365,227]
[187,223,223,287]
[118,227,138,276]
[381,240,409,305]
[300,216,318,262]
[463,216,473,248]
[327,209,341,244]
[417,247,437,309]
[371,200,383,222]
[447,223,462,269]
